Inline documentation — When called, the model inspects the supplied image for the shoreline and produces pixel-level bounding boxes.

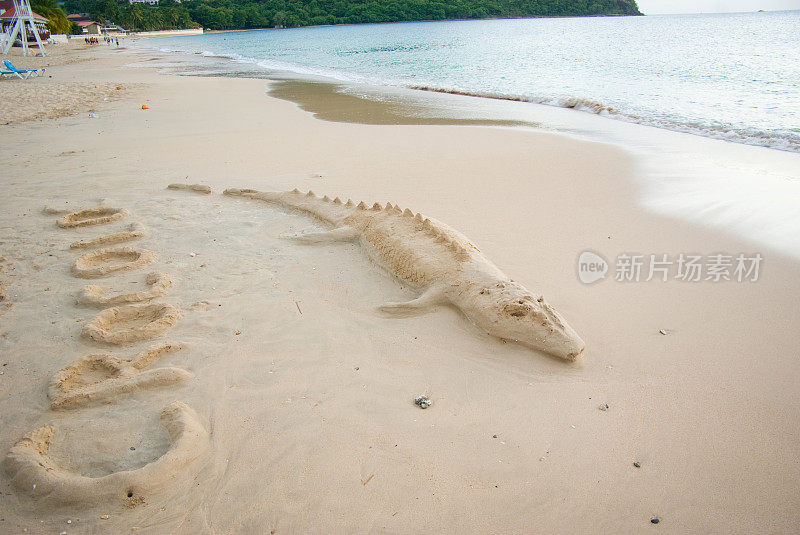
[136,28,800,155]
[1,44,799,533]
[126,42,800,262]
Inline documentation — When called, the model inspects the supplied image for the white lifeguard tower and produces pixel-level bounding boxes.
[1,0,46,56]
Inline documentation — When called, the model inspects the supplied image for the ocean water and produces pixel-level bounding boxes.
[134,14,800,261]
[144,11,800,151]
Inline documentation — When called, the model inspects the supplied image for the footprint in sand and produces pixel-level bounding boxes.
[223,188,259,196]
[42,206,75,215]
[78,271,172,307]
[167,183,212,195]
[3,401,208,506]
[49,344,191,409]
[57,207,128,228]
[72,246,155,279]
[82,303,181,345]
[70,222,147,249]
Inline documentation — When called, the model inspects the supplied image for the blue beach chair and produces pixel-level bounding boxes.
[2,60,45,79]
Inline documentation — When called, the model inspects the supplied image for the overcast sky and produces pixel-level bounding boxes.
[637,0,800,14]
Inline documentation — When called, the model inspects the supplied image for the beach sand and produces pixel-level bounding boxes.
[0,43,799,533]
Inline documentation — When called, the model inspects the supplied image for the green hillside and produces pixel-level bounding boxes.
[62,0,642,32]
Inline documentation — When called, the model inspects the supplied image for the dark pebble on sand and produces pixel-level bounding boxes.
[634,461,641,468]
[651,518,660,524]
[414,396,431,409]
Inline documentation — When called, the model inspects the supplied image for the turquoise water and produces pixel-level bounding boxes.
[146,12,800,151]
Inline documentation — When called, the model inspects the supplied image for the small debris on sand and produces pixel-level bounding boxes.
[633,461,641,468]
[659,329,668,335]
[414,396,431,409]
[598,403,609,411]
[167,183,212,195]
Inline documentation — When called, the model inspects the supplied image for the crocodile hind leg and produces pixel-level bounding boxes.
[379,285,448,316]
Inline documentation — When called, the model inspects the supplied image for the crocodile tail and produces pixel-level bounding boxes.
[223,188,354,225]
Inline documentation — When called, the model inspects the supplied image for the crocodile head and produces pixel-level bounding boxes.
[468,281,585,361]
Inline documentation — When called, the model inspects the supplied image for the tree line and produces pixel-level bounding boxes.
[58,0,197,32]
[55,0,641,32]
[31,0,76,34]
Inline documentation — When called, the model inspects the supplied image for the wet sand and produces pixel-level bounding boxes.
[0,43,799,533]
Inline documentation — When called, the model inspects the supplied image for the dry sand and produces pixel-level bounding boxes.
[0,43,140,124]
[0,43,799,534]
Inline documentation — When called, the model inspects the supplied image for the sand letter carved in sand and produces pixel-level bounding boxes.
[78,271,172,307]
[224,188,585,360]
[70,222,147,249]
[82,303,181,344]
[57,207,128,228]
[3,402,208,506]
[72,247,155,279]
[49,344,191,409]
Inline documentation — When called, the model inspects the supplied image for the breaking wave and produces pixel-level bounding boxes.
[138,16,800,154]
[407,84,799,151]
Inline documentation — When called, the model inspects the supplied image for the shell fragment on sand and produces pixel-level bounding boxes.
[414,396,432,409]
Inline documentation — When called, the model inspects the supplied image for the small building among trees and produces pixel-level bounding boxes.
[67,14,100,34]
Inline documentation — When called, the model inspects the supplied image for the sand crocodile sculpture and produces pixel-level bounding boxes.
[224,188,585,361]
